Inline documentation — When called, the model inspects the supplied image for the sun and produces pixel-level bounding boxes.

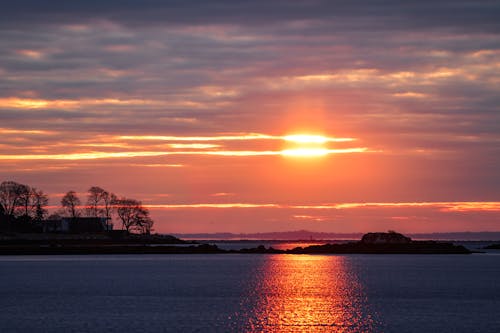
[281,148,329,157]
[283,134,329,144]
[281,134,330,157]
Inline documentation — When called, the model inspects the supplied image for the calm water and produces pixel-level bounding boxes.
[0,253,499,332]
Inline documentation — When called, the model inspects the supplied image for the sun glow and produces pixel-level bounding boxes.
[283,134,353,144]
[281,133,352,157]
[281,148,330,157]
[0,131,367,161]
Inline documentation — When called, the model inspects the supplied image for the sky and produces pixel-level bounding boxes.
[1,0,500,234]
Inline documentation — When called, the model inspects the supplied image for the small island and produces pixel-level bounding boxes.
[238,231,471,254]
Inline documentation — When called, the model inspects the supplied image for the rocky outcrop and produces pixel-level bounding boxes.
[361,232,411,244]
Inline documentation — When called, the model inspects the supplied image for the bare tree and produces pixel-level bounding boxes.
[115,198,139,232]
[134,214,154,235]
[15,184,32,218]
[0,181,30,217]
[86,186,116,219]
[61,191,81,218]
[30,188,49,221]
[115,197,153,234]
[0,181,49,223]
[101,191,117,219]
[86,186,105,217]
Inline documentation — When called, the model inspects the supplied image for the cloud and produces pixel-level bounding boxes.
[145,201,500,212]
[1,1,499,34]
[1,1,499,232]
[0,132,368,160]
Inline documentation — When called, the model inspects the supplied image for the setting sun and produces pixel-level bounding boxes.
[281,147,330,157]
[282,134,331,157]
[283,134,354,143]
[283,134,329,144]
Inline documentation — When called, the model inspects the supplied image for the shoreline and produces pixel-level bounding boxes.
[0,242,473,255]
[0,232,474,255]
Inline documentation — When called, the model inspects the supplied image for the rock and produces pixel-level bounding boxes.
[361,232,411,244]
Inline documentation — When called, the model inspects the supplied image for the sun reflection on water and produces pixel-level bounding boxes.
[242,255,375,332]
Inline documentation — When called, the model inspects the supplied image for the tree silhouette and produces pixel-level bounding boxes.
[0,181,49,224]
[102,190,117,219]
[16,184,32,218]
[31,188,49,221]
[86,186,116,219]
[61,191,81,218]
[115,197,153,234]
[1,180,155,235]
[0,181,29,216]
[86,186,105,217]
[134,214,154,235]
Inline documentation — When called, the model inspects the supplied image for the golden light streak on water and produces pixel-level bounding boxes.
[243,255,375,332]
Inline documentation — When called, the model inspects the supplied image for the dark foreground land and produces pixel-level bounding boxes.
[0,232,472,255]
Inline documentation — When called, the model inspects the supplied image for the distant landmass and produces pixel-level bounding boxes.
[172,230,500,241]
[0,232,472,255]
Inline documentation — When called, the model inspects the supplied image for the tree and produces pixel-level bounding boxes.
[134,214,154,235]
[0,181,49,226]
[0,202,5,224]
[101,191,116,219]
[61,191,81,218]
[86,186,105,217]
[14,184,31,218]
[114,197,154,234]
[31,188,49,221]
[85,186,116,219]
[0,181,29,216]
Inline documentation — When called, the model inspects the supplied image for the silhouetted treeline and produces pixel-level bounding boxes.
[0,180,154,235]
[0,181,48,232]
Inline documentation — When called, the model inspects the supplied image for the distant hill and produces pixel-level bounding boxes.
[173,230,361,240]
[172,230,500,241]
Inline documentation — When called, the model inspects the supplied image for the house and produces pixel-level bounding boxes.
[43,219,71,233]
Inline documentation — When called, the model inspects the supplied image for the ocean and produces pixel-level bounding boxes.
[0,251,499,332]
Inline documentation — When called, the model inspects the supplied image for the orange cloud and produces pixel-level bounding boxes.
[0,128,55,135]
[146,203,280,209]
[168,143,220,149]
[16,49,44,59]
[118,133,355,142]
[0,97,159,110]
[0,147,368,160]
[145,201,500,212]
[0,131,369,161]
